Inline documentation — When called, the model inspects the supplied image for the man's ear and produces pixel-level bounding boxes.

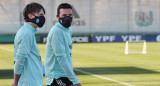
[28,13,34,19]
[56,15,60,20]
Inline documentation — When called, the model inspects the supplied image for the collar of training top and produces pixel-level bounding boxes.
[24,23,38,32]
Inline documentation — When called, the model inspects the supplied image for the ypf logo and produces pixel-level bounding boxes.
[53,5,86,26]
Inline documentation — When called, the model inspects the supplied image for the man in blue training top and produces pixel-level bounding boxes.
[45,3,81,86]
[12,2,45,86]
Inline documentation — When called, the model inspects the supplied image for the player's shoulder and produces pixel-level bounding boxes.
[69,27,72,32]
[23,26,34,36]
[16,26,30,35]
[69,27,72,31]
[18,26,34,40]
[15,26,33,42]
[47,24,62,40]
[50,23,63,34]
[68,27,72,35]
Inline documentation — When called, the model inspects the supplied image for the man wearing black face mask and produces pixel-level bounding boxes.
[45,3,81,86]
[12,2,45,86]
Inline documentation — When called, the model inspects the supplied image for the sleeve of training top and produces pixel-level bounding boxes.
[14,32,33,74]
[51,29,79,84]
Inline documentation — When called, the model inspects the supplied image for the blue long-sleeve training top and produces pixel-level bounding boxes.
[14,23,43,86]
[44,22,79,85]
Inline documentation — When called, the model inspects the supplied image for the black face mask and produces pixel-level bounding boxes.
[24,15,45,28]
[59,16,72,28]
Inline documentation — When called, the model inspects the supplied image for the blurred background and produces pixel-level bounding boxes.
[0,0,160,43]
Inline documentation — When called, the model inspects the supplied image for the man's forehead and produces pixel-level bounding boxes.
[60,8,72,13]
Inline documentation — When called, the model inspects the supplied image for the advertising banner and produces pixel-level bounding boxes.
[39,36,92,43]
[93,34,160,43]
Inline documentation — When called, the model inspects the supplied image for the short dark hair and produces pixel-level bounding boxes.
[57,3,72,16]
[23,2,45,19]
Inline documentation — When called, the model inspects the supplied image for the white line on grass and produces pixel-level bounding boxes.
[0,46,45,61]
[74,68,136,86]
[0,46,13,52]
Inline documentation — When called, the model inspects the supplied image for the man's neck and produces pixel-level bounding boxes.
[27,22,37,29]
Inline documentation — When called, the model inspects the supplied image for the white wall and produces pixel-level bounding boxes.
[0,0,160,34]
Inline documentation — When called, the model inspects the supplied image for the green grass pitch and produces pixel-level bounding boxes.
[0,43,160,86]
